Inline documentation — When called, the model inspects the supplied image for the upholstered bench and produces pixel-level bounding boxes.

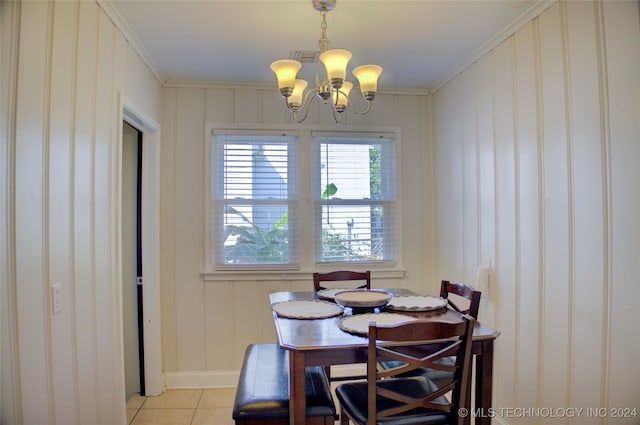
[232,343,336,425]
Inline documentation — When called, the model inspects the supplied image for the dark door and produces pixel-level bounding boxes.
[122,121,145,399]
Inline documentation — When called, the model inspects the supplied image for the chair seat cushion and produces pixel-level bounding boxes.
[233,343,336,420]
[335,376,451,425]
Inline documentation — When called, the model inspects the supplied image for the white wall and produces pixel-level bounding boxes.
[0,1,162,424]
[159,86,434,385]
[432,1,640,423]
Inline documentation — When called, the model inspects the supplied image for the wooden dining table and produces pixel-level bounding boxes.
[270,289,500,425]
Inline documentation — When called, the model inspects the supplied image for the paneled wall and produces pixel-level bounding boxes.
[5,0,637,424]
[160,86,433,384]
[0,1,162,424]
[432,1,639,423]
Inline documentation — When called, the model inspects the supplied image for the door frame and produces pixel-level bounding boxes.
[118,94,162,395]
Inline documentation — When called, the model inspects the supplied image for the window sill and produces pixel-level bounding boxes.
[202,268,406,282]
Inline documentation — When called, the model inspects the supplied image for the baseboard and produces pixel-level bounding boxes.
[164,370,240,389]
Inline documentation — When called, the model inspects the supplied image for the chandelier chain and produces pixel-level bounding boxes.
[319,8,329,53]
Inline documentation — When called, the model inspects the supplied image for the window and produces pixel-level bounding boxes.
[312,133,396,263]
[210,128,398,270]
[212,132,298,266]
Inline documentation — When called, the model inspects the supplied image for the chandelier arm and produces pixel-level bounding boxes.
[349,93,371,115]
[347,97,372,115]
[330,104,343,124]
[290,89,318,123]
[292,110,309,124]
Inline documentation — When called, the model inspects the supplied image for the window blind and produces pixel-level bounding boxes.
[213,133,298,266]
[312,135,396,263]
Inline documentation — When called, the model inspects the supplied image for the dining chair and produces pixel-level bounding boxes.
[440,280,481,319]
[313,270,371,384]
[312,270,371,292]
[335,315,475,425]
[428,280,481,394]
[377,280,481,397]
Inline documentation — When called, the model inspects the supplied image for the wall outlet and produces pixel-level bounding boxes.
[52,282,62,315]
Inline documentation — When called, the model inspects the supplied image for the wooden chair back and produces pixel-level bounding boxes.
[440,280,481,319]
[313,270,371,292]
[366,315,475,425]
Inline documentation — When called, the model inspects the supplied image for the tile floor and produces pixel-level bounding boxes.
[127,385,343,425]
[126,385,453,425]
[126,388,236,425]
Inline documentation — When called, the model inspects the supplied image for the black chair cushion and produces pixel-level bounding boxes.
[335,376,452,425]
[233,343,336,420]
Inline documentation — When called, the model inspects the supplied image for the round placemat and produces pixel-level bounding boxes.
[386,295,448,312]
[338,312,417,335]
[334,290,391,309]
[272,300,344,319]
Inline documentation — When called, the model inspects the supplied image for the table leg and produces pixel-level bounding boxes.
[289,350,306,425]
[462,359,472,425]
[475,339,494,425]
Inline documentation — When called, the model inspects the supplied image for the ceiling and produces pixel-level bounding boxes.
[107,0,548,92]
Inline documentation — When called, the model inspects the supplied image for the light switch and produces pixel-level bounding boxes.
[52,282,62,315]
[476,259,491,298]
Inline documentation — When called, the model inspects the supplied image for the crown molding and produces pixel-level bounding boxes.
[431,0,556,94]
[163,79,430,96]
[163,80,273,90]
[97,0,166,84]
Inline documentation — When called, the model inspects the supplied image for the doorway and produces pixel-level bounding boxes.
[119,98,162,399]
[122,121,144,399]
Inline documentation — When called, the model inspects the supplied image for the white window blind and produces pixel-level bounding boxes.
[213,133,298,266]
[312,134,396,263]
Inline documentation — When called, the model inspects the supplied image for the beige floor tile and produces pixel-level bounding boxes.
[142,389,203,409]
[127,394,146,409]
[198,388,236,408]
[130,408,195,425]
[191,407,234,425]
[126,408,139,425]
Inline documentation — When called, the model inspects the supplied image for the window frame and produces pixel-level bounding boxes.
[204,124,403,277]
[311,132,398,264]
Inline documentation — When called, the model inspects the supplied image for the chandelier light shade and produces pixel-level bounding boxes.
[289,79,309,109]
[270,0,383,123]
[332,80,352,113]
[352,64,383,100]
[319,49,352,88]
[270,60,302,96]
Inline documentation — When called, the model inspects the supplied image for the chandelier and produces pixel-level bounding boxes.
[270,0,383,123]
